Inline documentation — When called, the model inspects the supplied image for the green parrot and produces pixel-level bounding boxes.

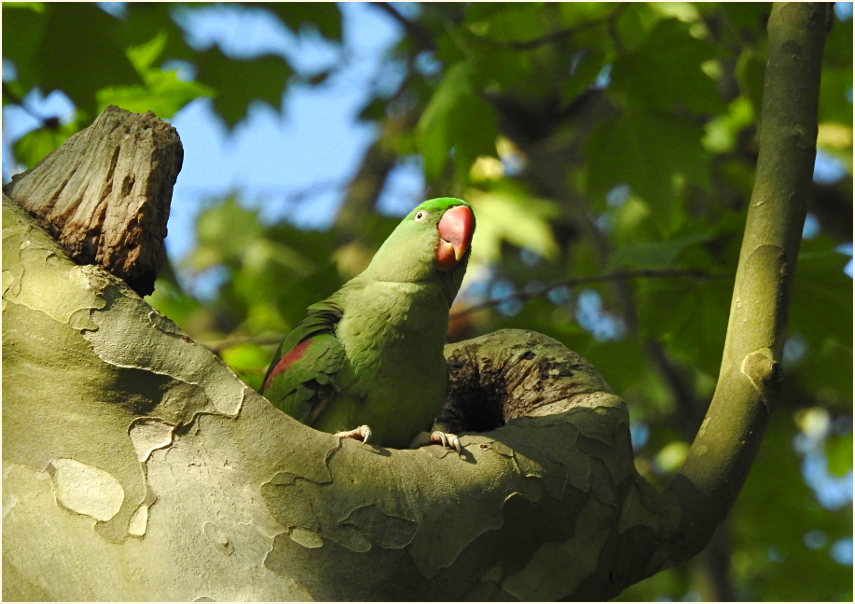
[261,197,475,451]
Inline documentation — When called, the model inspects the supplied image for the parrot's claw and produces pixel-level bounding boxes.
[334,425,372,444]
[429,430,462,455]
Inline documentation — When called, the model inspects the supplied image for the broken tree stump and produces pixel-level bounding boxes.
[3,105,183,296]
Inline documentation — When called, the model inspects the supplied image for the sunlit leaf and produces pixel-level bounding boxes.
[417,63,498,183]
[97,34,215,120]
[466,184,560,263]
[824,432,853,478]
[221,343,271,390]
[32,4,143,115]
[12,120,79,170]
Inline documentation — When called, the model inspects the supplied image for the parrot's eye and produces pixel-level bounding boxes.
[414,210,426,222]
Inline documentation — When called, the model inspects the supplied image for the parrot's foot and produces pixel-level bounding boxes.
[334,425,372,444]
[429,430,463,455]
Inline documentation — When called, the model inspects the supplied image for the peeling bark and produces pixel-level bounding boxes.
[3,105,182,296]
[2,195,682,600]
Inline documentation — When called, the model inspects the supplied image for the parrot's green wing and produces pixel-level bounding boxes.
[261,298,346,424]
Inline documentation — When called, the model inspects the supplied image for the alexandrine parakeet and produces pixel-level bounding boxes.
[261,197,475,451]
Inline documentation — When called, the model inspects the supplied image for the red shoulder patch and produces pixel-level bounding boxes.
[264,339,313,391]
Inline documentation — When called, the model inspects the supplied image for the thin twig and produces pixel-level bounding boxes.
[370,2,436,51]
[202,334,283,354]
[479,4,628,51]
[451,268,716,319]
[2,82,61,130]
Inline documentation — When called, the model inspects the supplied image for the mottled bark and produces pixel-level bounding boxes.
[3,188,682,600]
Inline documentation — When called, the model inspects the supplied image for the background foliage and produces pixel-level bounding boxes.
[3,3,852,600]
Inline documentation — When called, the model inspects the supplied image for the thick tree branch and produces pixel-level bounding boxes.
[0,103,678,597]
[4,194,668,599]
[666,2,828,558]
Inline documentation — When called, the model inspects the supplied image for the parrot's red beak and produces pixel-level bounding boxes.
[435,205,474,272]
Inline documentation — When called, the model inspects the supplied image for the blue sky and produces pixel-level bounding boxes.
[154,2,430,262]
[166,3,421,244]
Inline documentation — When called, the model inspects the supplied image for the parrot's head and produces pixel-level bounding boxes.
[365,197,475,305]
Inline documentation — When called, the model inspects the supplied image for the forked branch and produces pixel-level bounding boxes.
[665,2,829,559]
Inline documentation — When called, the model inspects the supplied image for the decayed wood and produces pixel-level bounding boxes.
[440,330,616,433]
[3,105,182,296]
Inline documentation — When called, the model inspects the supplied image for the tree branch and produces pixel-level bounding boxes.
[452,268,716,319]
[370,2,436,51]
[666,2,828,559]
[476,4,627,51]
[4,197,658,599]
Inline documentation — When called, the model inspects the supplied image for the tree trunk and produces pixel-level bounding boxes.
[2,4,827,600]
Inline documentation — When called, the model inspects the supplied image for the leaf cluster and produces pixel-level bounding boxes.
[3,2,342,171]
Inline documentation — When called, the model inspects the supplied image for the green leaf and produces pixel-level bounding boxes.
[789,239,853,348]
[12,120,79,170]
[466,3,556,44]
[703,95,755,153]
[222,343,272,391]
[188,199,266,270]
[786,238,853,407]
[654,440,690,473]
[824,432,853,478]
[195,49,293,128]
[417,63,498,183]
[609,231,718,270]
[97,69,213,119]
[585,108,710,221]
[557,3,619,27]
[560,47,608,105]
[147,276,205,331]
[31,4,144,115]
[609,18,724,115]
[264,3,342,41]
[119,3,198,63]
[95,32,214,118]
[466,183,560,263]
[1,3,46,90]
[735,46,766,118]
[727,412,853,601]
[636,271,732,377]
